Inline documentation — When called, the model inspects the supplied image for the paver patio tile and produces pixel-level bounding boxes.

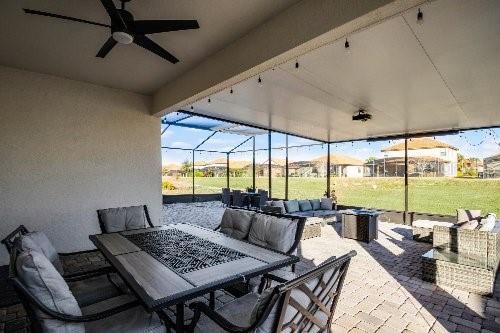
[337,313,361,329]
[449,315,482,331]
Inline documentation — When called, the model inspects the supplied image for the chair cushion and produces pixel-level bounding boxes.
[320,198,333,210]
[219,208,255,240]
[16,250,84,333]
[15,231,64,275]
[271,200,286,214]
[456,209,481,223]
[312,210,337,218]
[413,220,454,229]
[83,294,165,333]
[309,199,321,210]
[69,274,123,307]
[284,200,300,213]
[298,200,313,212]
[479,214,496,231]
[248,214,297,253]
[99,206,147,233]
[194,292,258,333]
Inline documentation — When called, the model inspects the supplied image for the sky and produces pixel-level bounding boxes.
[161,125,500,166]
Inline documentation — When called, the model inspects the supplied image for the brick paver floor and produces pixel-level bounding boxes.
[2,202,499,332]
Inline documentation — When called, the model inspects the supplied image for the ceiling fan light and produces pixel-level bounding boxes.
[112,31,134,44]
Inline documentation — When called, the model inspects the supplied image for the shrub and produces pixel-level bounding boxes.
[162,180,176,190]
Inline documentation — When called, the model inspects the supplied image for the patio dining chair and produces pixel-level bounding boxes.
[258,189,269,208]
[97,204,154,233]
[232,190,243,207]
[222,188,231,207]
[2,225,125,307]
[9,249,167,333]
[188,251,356,333]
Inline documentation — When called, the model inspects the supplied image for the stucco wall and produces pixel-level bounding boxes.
[0,66,161,264]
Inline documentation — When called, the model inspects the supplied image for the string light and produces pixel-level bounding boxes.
[208,97,211,103]
[230,87,233,94]
[190,105,194,110]
[258,76,263,87]
[417,8,423,25]
[295,60,299,70]
[344,38,351,54]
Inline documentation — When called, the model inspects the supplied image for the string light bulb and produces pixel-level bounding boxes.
[208,97,211,103]
[344,38,351,54]
[230,87,233,94]
[190,105,194,110]
[417,8,423,24]
[295,60,299,70]
[258,76,263,87]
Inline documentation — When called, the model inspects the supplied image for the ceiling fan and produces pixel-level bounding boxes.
[23,0,200,64]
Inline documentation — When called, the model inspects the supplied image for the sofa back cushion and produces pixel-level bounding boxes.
[284,200,300,213]
[15,231,64,275]
[320,198,333,210]
[479,214,496,232]
[456,209,481,223]
[271,200,286,214]
[99,205,147,233]
[298,200,313,212]
[248,214,297,253]
[219,208,255,240]
[16,250,84,333]
[309,199,321,211]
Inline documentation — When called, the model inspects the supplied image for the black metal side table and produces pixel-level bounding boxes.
[340,209,379,243]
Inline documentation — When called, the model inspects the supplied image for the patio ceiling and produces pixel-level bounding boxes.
[186,0,500,142]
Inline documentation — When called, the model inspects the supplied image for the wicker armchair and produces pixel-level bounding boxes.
[433,222,500,271]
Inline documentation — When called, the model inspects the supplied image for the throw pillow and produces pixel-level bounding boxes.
[219,208,255,240]
[298,200,313,212]
[456,209,481,223]
[309,199,321,210]
[479,213,496,231]
[284,200,300,213]
[320,197,333,210]
[458,220,478,230]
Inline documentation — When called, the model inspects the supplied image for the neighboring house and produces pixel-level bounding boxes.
[255,159,285,177]
[163,164,181,177]
[194,158,250,177]
[377,137,458,177]
[484,153,500,178]
[313,154,365,178]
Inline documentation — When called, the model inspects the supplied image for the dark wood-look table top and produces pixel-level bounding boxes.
[89,224,298,311]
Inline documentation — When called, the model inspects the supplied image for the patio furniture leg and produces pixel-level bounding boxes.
[176,302,185,333]
[209,291,215,309]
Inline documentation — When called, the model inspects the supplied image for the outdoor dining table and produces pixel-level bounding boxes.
[89,223,298,332]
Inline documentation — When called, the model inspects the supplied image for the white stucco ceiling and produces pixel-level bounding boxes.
[188,0,500,142]
[0,0,299,94]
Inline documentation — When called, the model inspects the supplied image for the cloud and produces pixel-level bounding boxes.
[170,141,192,149]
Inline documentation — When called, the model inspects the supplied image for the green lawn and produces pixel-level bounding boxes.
[163,176,500,216]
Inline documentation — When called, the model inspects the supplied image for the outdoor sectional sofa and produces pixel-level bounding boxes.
[262,198,338,239]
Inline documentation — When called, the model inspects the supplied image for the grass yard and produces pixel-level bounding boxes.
[163,176,500,216]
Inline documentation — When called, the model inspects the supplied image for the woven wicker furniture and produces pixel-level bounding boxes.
[341,209,379,243]
[421,221,500,295]
[302,219,322,240]
[412,220,454,243]
[422,249,495,295]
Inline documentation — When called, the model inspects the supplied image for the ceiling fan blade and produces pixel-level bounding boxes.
[134,20,199,34]
[133,35,179,63]
[99,0,126,29]
[96,37,117,58]
[23,8,110,28]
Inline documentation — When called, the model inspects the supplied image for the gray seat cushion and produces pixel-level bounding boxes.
[16,250,84,333]
[289,211,314,217]
[284,200,300,213]
[83,295,165,333]
[298,200,313,212]
[312,210,337,218]
[70,274,124,307]
[99,206,148,233]
[219,208,255,240]
[248,214,297,253]
[15,231,64,275]
[194,293,258,333]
